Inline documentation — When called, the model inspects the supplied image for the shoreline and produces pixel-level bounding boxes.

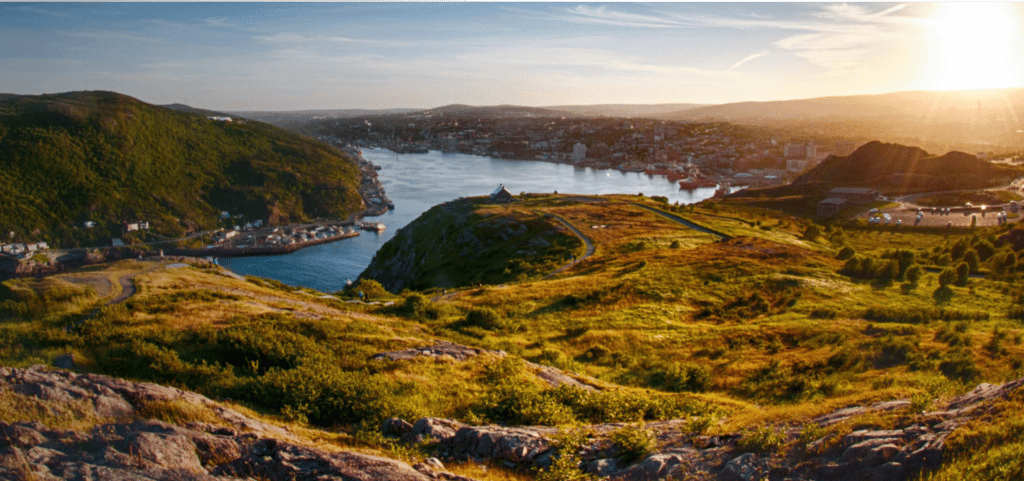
[169,231,360,258]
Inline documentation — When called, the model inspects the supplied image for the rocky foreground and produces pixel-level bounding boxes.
[1,362,1022,481]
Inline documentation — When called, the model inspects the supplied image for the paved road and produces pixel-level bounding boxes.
[632,204,731,241]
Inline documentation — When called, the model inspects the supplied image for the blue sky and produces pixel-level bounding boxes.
[2,2,1022,111]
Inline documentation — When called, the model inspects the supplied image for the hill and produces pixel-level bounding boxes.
[361,196,584,292]
[658,88,1024,152]
[0,91,364,247]
[4,196,1024,479]
[791,141,1023,193]
[543,103,708,118]
[424,104,572,118]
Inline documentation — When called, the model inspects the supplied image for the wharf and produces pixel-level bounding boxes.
[170,231,359,258]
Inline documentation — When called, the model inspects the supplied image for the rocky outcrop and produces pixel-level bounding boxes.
[380,377,1024,481]
[0,366,480,481]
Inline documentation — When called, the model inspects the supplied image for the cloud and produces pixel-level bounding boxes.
[729,51,769,70]
[8,5,71,18]
[54,29,164,44]
[501,5,693,29]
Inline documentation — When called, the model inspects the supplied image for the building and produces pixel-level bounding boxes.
[827,187,878,204]
[816,198,849,217]
[571,143,587,162]
[816,187,878,218]
[786,158,809,173]
[491,184,514,203]
[784,142,816,159]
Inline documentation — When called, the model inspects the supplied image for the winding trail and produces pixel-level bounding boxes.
[536,210,596,279]
[68,262,167,330]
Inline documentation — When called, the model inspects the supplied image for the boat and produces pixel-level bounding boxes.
[679,177,718,190]
[359,222,386,232]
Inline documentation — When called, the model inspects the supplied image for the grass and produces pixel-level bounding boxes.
[3,196,1024,478]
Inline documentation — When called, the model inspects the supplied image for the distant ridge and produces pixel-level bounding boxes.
[658,88,1024,121]
[545,103,708,117]
[423,104,572,118]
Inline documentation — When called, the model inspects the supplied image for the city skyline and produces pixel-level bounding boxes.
[2,2,1023,111]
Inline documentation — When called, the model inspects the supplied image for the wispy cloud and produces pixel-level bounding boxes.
[55,29,164,44]
[8,5,71,18]
[729,51,769,70]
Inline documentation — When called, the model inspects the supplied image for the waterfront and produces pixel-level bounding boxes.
[219,149,718,292]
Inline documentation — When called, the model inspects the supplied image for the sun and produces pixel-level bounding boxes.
[926,2,1024,91]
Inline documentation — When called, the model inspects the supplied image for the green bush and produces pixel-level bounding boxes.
[610,423,657,464]
[736,425,786,454]
[464,307,504,330]
[939,349,981,384]
[653,362,711,393]
[836,246,856,261]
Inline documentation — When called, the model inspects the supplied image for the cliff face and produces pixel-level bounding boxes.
[360,198,581,292]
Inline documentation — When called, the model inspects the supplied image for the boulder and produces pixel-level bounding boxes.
[719,453,761,481]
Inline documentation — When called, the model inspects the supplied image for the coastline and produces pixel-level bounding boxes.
[169,231,360,258]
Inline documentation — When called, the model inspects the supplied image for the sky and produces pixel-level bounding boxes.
[2,2,1024,111]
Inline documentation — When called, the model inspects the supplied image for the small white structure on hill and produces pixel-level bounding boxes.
[491,184,514,203]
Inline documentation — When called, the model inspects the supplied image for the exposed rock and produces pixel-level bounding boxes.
[0,366,482,481]
[587,458,624,477]
[213,438,434,481]
[610,453,685,481]
[719,452,762,481]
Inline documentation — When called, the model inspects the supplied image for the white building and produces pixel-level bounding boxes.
[571,143,587,162]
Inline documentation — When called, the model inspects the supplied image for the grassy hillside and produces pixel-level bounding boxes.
[4,195,1024,478]
[0,91,363,247]
[361,195,586,292]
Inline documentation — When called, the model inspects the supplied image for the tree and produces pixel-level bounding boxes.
[938,267,957,288]
[905,264,923,285]
[954,262,970,286]
[803,224,822,242]
[964,251,980,274]
[836,246,856,261]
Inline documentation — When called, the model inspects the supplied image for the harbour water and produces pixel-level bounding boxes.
[218,149,718,292]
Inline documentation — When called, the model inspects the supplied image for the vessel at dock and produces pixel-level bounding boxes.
[679,177,718,189]
[359,221,386,232]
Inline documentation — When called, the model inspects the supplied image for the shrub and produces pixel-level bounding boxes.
[803,224,822,241]
[736,425,786,454]
[939,349,981,383]
[836,246,856,261]
[536,426,594,481]
[464,307,504,330]
[610,423,657,464]
[654,362,711,393]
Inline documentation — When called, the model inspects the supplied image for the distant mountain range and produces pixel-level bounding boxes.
[0,91,363,247]
[544,103,707,117]
[659,88,1024,152]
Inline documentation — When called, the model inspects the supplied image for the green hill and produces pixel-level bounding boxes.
[0,91,363,247]
[361,195,584,292]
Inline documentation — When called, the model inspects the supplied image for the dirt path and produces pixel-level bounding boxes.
[537,210,596,278]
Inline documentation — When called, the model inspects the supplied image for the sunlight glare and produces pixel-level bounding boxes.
[928,3,1023,90]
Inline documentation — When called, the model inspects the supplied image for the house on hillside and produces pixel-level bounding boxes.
[491,184,514,203]
[816,187,879,218]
